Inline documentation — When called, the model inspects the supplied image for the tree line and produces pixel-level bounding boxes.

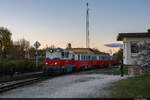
[0,27,46,61]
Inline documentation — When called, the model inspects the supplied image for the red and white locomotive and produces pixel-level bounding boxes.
[43,48,118,74]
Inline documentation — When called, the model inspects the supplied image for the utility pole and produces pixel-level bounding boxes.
[86,2,90,48]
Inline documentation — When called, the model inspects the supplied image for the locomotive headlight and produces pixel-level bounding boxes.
[55,62,57,65]
[49,49,54,53]
[45,62,48,65]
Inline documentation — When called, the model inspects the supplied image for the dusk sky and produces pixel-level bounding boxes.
[0,0,150,53]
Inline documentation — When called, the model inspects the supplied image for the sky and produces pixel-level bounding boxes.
[0,0,150,53]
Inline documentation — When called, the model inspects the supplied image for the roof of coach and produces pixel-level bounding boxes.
[47,48,68,52]
[66,48,94,54]
[66,48,107,55]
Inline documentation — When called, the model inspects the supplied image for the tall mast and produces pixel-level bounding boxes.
[86,2,90,48]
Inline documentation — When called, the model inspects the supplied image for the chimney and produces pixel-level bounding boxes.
[148,29,150,33]
[67,43,72,49]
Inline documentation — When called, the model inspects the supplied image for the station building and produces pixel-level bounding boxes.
[117,29,150,66]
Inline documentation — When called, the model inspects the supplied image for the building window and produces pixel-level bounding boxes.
[131,42,139,53]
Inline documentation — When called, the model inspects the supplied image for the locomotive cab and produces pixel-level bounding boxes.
[44,48,76,74]
[46,48,62,60]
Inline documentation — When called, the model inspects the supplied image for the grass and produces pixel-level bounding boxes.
[81,66,128,75]
[105,75,150,98]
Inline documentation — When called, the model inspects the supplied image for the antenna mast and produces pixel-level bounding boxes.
[86,2,90,48]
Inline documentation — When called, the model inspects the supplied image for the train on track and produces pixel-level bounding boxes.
[43,48,118,74]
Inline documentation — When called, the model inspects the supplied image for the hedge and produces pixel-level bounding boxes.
[0,60,45,75]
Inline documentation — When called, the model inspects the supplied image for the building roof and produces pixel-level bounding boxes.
[66,48,106,55]
[117,29,150,41]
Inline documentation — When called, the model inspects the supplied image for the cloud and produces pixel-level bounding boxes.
[104,43,123,48]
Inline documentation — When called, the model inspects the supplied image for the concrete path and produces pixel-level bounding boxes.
[0,72,127,98]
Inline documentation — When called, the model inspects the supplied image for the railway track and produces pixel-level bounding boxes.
[0,71,78,93]
[0,75,49,93]
[0,66,117,94]
[0,69,89,93]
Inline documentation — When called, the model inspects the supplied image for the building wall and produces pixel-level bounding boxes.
[123,37,150,65]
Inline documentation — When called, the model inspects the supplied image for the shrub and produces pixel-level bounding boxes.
[39,61,45,71]
[0,60,15,75]
[0,60,45,75]
[15,60,36,73]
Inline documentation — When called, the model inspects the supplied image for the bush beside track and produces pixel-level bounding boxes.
[0,60,44,76]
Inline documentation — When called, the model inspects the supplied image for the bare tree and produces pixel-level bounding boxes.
[137,41,150,74]
[113,48,123,62]
[13,38,30,59]
[0,27,12,58]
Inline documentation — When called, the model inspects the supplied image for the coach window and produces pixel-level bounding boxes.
[66,52,69,58]
[72,55,75,60]
[88,56,90,60]
[61,52,64,58]
[104,57,106,61]
[78,55,80,60]
[102,56,104,61]
[81,56,83,60]
[106,57,108,61]
[104,56,107,61]
[64,52,66,58]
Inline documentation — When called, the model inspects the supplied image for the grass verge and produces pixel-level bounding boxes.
[105,75,150,98]
[82,66,128,75]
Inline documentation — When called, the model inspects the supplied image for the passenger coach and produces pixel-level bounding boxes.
[43,48,118,74]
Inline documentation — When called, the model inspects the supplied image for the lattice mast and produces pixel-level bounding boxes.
[86,2,90,48]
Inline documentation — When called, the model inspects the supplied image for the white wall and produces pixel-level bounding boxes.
[123,37,150,65]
